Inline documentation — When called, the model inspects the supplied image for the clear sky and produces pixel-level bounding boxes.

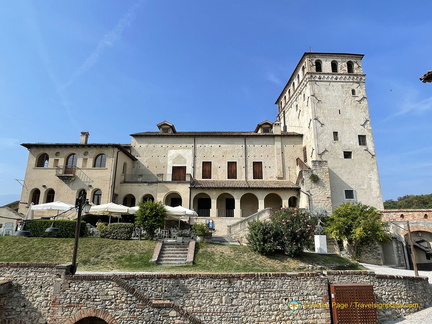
[1,0,431,206]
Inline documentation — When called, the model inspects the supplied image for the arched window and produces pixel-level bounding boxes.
[92,189,102,205]
[123,194,136,207]
[46,189,55,203]
[94,154,106,168]
[315,60,322,72]
[78,189,87,200]
[36,153,49,168]
[142,194,154,202]
[65,153,78,173]
[331,61,338,73]
[302,65,305,77]
[351,89,356,96]
[31,189,40,205]
[347,61,354,73]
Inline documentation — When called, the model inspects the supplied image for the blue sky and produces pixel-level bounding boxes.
[1,0,431,206]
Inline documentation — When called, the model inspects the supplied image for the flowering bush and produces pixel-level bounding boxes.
[270,208,316,256]
[247,208,316,257]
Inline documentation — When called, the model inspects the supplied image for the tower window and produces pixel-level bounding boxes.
[343,151,352,159]
[331,61,338,73]
[358,135,367,146]
[315,60,322,72]
[347,61,354,73]
[351,89,356,96]
[333,132,339,141]
[344,190,355,200]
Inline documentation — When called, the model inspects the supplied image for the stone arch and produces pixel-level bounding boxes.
[193,192,211,217]
[264,193,282,211]
[122,194,136,207]
[164,191,182,207]
[141,194,154,202]
[217,193,235,217]
[64,308,118,324]
[288,196,298,208]
[240,193,258,217]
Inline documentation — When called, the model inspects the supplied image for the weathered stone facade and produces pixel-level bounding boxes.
[16,52,384,237]
[0,263,430,323]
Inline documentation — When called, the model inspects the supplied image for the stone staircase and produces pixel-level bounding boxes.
[155,241,193,266]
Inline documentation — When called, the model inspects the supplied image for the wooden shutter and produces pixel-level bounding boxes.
[253,162,263,179]
[172,166,186,181]
[202,162,212,179]
[228,162,237,179]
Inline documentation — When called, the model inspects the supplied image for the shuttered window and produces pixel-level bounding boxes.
[172,166,186,181]
[253,162,263,179]
[202,162,212,179]
[227,162,237,179]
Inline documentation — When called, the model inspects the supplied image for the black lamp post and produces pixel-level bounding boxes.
[70,191,91,275]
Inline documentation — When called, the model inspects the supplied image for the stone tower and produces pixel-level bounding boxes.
[275,53,383,211]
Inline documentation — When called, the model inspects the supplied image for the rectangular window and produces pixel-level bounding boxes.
[172,166,186,181]
[345,190,355,200]
[343,151,352,159]
[333,131,339,141]
[202,162,212,179]
[82,158,88,168]
[358,135,367,146]
[253,162,263,179]
[227,162,237,179]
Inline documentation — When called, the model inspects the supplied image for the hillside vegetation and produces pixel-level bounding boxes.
[0,237,362,273]
[384,194,432,209]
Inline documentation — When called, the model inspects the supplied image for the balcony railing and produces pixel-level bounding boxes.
[56,166,77,183]
[123,173,193,183]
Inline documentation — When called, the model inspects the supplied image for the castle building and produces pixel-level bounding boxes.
[18,53,383,235]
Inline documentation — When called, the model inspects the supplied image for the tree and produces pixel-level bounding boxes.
[325,203,390,260]
[134,201,166,239]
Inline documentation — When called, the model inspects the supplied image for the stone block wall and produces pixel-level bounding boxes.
[0,263,431,324]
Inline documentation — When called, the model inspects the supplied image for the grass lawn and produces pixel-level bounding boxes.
[0,236,364,273]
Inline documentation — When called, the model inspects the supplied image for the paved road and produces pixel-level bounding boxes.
[361,263,432,323]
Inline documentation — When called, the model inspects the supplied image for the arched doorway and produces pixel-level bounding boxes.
[142,194,154,202]
[264,193,282,211]
[240,193,258,217]
[75,317,108,324]
[217,193,235,217]
[288,196,298,208]
[165,192,182,207]
[193,193,211,217]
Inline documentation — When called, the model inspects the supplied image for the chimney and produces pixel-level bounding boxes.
[80,132,90,144]
[273,121,281,134]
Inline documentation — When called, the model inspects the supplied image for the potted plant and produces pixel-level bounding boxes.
[176,230,191,243]
[192,223,212,242]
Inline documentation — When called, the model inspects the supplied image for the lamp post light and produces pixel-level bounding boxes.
[71,192,91,275]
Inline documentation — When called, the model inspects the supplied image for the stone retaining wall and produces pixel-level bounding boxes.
[0,263,430,323]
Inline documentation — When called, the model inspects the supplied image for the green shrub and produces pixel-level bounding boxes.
[246,221,280,255]
[99,223,135,240]
[247,208,316,257]
[25,220,86,238]
[192,223,210,236]
[134,201,166,240]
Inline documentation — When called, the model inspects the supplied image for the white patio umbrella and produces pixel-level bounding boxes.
[31,201,75,211]
[89,202,130,223]
[165,206,198,217]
